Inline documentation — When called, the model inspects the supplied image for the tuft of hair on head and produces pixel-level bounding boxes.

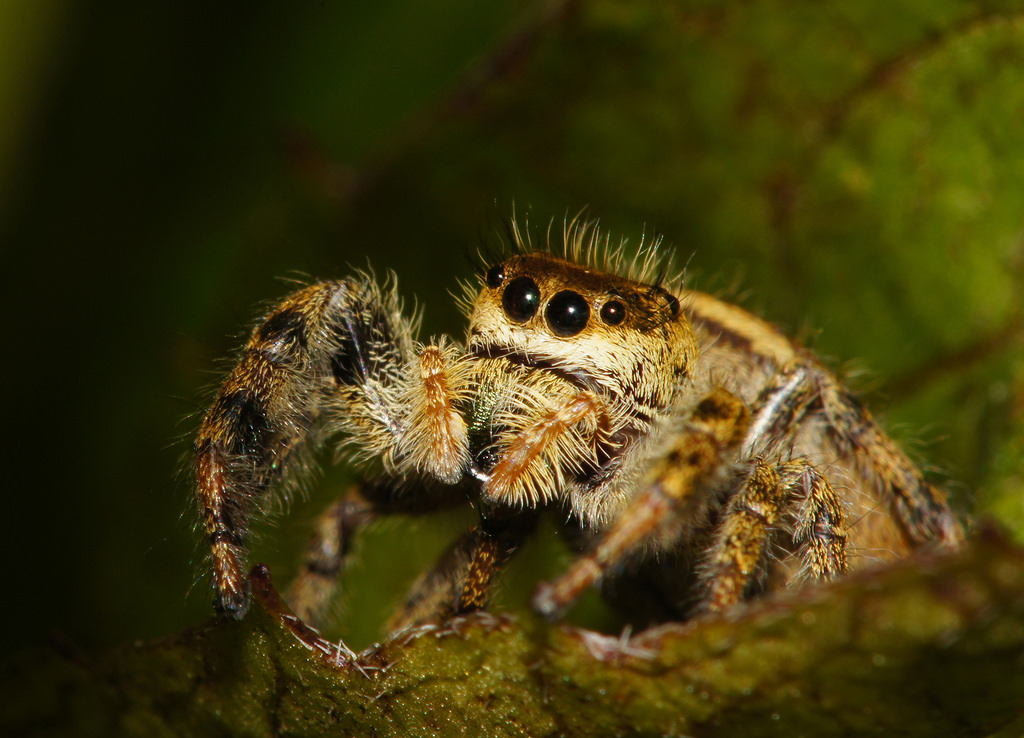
[477,208,685,293]
[556,212,683,290]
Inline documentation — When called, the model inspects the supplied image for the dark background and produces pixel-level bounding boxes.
[3,1,1023,662]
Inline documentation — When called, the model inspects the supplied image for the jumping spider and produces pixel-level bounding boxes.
[194,220,963,631]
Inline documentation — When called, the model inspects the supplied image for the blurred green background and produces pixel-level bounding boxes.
[3,0,1023,663]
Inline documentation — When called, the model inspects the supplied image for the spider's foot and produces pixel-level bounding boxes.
[531,580,566,622]
[214,581,251,620]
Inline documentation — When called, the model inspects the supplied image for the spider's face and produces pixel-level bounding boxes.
[466,253,697,411]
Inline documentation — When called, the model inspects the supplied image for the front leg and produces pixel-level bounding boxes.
[195,276,468,619]
[196,281,396,618]
[532,387,750,620]
[484,389,607,507]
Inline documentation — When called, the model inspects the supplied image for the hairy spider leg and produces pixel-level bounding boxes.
[386,525,494,630]
[285,479,470,626]
[485,390,606,504]
[531,386,751,620]
[196,283,362,618]
[817,380,965,548]
[697,459,785,612]
[698,458,848,613]
[195,277,467,618]
[287,487,378,625]
[379,509,540,633]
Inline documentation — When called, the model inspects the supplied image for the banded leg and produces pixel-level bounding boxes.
[817,380,963,547]
[744,362,963,550]
[698,458,848,614]
[286,477,474,627]
[485,390,605,507]
[787,461,849,580]
[286,488,377,626]
[195,277,427,618]
[384,526,487,631]
[385,511,538,632]
[532,387,750,620]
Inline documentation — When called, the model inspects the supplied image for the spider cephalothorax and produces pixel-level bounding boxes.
[193,220,963,628]
[464,251,695,521]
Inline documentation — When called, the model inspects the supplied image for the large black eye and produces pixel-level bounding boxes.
[502,276,541,322]
[485,263,505,289]
[600,299,626,326]
[546,290,590,336]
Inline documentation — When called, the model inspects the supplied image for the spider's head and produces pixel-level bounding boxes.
[465,252,697,411]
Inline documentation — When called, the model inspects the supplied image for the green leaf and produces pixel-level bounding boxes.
[5,528,1024,736]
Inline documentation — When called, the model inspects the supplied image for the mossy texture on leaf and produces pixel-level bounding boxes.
[4,529,1023,736]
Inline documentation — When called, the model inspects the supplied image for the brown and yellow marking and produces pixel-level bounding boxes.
[700,460,784,613]
[413,345,469,482]
[457,530,501,613]
[486,391,603,505]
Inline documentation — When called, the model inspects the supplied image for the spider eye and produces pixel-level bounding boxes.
[502,276,541,322]
[546,290,590,336]
[665,293,681,318]
[485,264,505,289]
[600,299,626,326]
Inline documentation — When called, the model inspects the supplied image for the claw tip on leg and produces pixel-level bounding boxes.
[532,582,563,622]
[215,590,251,621]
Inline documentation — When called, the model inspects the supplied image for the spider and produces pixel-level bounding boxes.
[193,219,964,631]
